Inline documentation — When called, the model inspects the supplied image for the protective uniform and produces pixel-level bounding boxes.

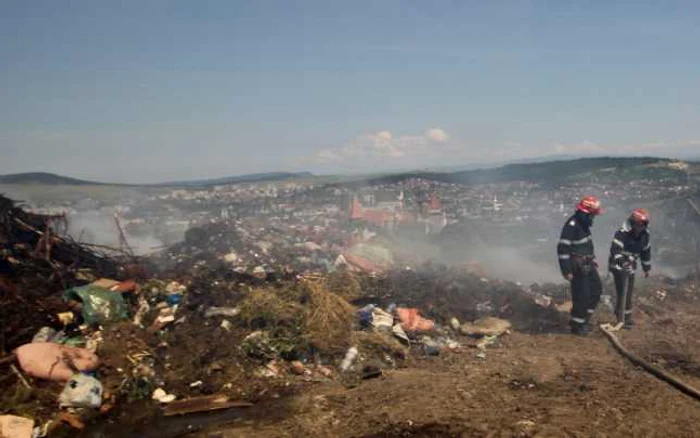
[557,196,603,335]
[608,208,651,329]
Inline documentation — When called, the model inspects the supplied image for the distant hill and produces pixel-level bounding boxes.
[0,171,315,187]
[0,172,104,186]
[333,156,677,188]
[2,157,687,188]
[161,172,315,187]
[448,156,669,185]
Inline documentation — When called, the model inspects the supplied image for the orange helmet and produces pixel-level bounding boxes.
[576,196,602,215]
[630,208,650,224]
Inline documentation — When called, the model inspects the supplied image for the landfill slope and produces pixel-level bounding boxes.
[202,278,700,438]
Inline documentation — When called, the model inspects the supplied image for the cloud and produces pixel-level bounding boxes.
[375,130,392,142]
[311,127,461,165]
[425,128,449,143]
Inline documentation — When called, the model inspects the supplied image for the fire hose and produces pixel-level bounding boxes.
[599,324,700,401]
[599,264,700,401]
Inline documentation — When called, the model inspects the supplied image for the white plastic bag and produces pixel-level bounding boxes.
[371,308,394,331]
[58,374,103,408]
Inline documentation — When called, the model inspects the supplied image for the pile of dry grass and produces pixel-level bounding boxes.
[324,270,363,302]
[236,281,360,357]
[301,281,356,354]
[237,287,303,331]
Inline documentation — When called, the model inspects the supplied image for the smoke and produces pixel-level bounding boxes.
[434,235,562,284]
[452,245,562,284]
[65,212,165,256]
[0,184,186,256]
[385,221,562,284]
[388,179,700,284]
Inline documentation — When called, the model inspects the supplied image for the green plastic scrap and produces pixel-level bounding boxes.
[64,285,128,325]
[60,337,87,347]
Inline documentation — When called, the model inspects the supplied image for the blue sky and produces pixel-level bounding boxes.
[2,1,700,183]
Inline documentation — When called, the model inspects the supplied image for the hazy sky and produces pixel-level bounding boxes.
[2,1,700,183]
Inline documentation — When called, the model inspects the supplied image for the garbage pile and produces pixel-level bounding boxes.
[157,219,346,276]
[0,196,574,437]
[0,195,143,435]
[156,218,406,277]
[0,266,535,436]
[355,266,568,334]
[0,195,136,353]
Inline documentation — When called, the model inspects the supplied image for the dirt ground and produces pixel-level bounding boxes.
[191,280,700,438]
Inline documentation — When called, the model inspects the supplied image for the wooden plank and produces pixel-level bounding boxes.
[162,395,253,417]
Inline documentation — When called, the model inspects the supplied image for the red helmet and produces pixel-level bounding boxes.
[630,208,650,224]
[576,196,602,215]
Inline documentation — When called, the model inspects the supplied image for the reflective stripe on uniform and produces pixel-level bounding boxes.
[573,236,592,244]
[559,239,572,245]
[642,260,651,266]
[587,309,595,314]
[624,310,633,314]
[643,244,651,250]
[614,254,624,259]
[558,254,571,260]
[571,317,586,323]
[613,239,624,248]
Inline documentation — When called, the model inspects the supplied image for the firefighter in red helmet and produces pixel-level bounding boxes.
[557,196,604,335]
[608,208,651,329]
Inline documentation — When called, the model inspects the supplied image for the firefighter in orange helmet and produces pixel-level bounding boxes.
[557,196,604,336]
[608,208,651,329]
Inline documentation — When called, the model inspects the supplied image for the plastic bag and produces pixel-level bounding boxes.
[31,327,65,344]
[15,343,99,381]
[396,308,435,332]
[64,285,128,324]
[371,308,394,331]
[58,374,103,408]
